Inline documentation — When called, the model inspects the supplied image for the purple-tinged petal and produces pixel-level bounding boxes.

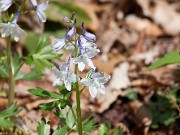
[67,19,76,39]
[63,12,75,23]
[37,1,48,11]
[59,62,67,71]
[78,37,84,55]
[92,72,104,78]
[63,16,71,23]
[67,57,71,71]
[82,22,96,42]
[52,37,66,52]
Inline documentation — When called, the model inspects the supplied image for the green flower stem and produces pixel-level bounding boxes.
[74,30,82,135]
[75,70,82,135]
[6,36,15,106]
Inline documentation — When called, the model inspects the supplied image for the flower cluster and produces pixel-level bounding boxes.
[0,0,48,41]
[52,16,110,98]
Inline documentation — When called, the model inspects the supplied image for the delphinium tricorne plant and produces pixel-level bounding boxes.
[0,0,111,134]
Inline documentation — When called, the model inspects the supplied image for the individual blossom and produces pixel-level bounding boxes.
[52,61,79,91]
[82,22,96,42]
[72,35,99,71]
[67,19,76,39]
[78,35,97,50]
[30,0,48,23]
[73,47,99,71]
[0,0,12,16]
[80,71,111,98]
[51,30,69,52]
[0,10,26,41]
[62,12,75,23]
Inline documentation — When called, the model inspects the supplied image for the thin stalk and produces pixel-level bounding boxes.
[6,36,15,106]
[20,0,26,13]
[75,72,82,135]
[74,30,82,135]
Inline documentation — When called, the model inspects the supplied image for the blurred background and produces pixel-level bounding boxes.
[0,0,180,134]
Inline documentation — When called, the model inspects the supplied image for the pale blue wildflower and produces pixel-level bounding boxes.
[51,30,68,52]
[0,11,25,41]
[82,22,96,42]
[62,12,75,23]
[67,19,76,39]
[72,35,99,71]
[30,0,48,23]
[52,62,79,91]
[73,47,99,71]
[81,71,111,98]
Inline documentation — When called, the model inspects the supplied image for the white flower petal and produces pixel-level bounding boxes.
[89,86,97,98]
[98,85,106,94]
[80,78,93,86]
[68,73,79,82]
[30,0,38,6]
[53,78,61,86]
[59,63,67,71]
[0,0,12,12]
[97,75,111,84]
[86,58,95,70]
[52,67,64,80]
[36,10,46,22]
[0,23,25,41]
[37,1,48,11]
[52,39,66,51]
[78,62,85,72]
[65,80,71,91]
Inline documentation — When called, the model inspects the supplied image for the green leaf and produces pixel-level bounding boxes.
[59,99,72,109]
[37,118,50,135]
[98,122,111,135]
[13,53,23,75]
[67,108,75,128]
[0,103,21,128]
[0,118,14,128]
[56,85,71,99]
[24,37,62,72]
[82,116,97,132]
[0,62,8,78]
[58,108,67,124]
[52,125,67,135]
[46,1,91,26]
[112,126,124,135]
[21,69,42,81]
[15,69,42,81]
[40,101,57,111]
[148,51,180,70]
[28,87,62,99]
